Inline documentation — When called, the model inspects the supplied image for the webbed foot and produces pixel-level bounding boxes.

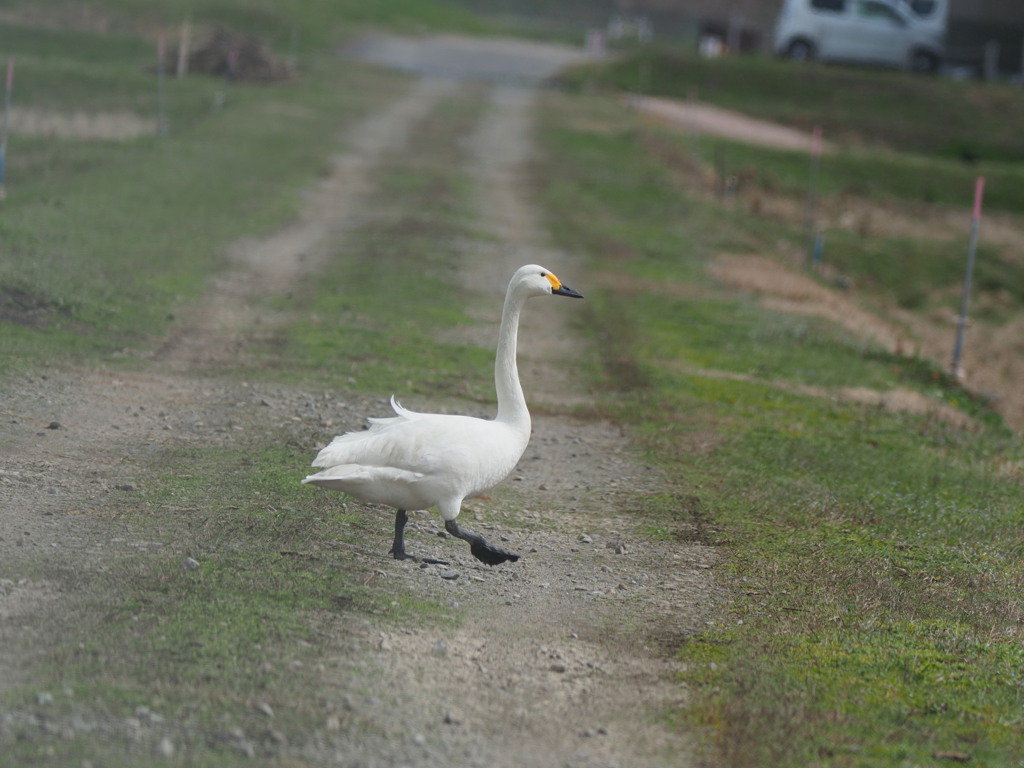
[445,519,520,566]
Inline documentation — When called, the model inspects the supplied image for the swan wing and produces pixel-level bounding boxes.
[302,463,439,511]
[302,464,424,488]
[307,413,528,509]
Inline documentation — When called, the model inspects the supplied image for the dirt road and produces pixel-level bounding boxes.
[1,36,719,767]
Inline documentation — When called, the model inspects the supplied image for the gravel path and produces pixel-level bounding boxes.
[0,35,721,767]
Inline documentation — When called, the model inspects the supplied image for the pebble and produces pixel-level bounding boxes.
[234,740,256,759]
[443,708,463,725]
[182,557,200,572]
[578,534,593,544]
[440,570,460,581]
[157,736,175,758]
[47,421,61,430]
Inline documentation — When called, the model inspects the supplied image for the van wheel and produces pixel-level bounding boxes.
[910,50,939,73]
[786,39,816,62]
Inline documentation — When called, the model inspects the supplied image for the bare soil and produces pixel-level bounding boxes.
[0,37,720,768]
[5,107,156,140]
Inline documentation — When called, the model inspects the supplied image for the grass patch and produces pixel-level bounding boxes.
[273,86,497,399]
[558,50,1024,215]
[564,49,1024,165]
[0,48,407,371]
[536,88,1024,767]
[6,0,493,51]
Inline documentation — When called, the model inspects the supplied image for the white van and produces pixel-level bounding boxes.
[774,0,945,72]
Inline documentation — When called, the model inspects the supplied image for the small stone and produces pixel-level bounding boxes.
[36,691,53,706]
[549,663,567,673]
[440,570,460,581]
[431,640,448,657]
[233,740,256,759]
[443,709,463,725]
[182,557,200,572]
[579,534,593,544]
[115,482,136,492]
[47,422,61,430]
[254,701,274,718]
[157,736,175,758]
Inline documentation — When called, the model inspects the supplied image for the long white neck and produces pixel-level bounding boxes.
[494,287,531,430]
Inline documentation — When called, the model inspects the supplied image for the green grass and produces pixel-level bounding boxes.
[0,50,408,370]
[565,49,1024,164]
[558,49,1024,215]
[272,86,497,399]
[2,0,493,51]
[536,89,1024,767]
[0,0,496,374]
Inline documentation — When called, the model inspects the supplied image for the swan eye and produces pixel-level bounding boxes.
[543,272,561,291]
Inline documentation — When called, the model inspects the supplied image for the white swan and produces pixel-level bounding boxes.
[302,264,583,565]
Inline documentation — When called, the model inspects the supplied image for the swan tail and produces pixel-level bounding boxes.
[387,394,422,420]
[302,464,425,491]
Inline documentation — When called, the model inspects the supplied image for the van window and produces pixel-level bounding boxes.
[810,0,846,12]
[856,0,907,26]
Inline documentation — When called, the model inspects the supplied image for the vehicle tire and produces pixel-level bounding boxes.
[910,50,939,74]
[785,39,816,62]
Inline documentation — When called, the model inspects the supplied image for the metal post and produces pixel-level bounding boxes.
[950,177,985,379]
[1,57,13,198]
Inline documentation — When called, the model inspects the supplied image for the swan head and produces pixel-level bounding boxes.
[511,264,584,300]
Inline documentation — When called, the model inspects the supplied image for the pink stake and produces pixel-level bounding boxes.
[972,176,985,221]
[810,125,823,157]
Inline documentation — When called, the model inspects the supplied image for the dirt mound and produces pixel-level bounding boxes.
[165,26,295,83]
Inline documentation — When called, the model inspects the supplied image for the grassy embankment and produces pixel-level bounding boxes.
[540,52,1024,765]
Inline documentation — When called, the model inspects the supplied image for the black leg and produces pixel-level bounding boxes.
[444,519,520,566]
[389,509,414,560]
[389,509,449,565]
